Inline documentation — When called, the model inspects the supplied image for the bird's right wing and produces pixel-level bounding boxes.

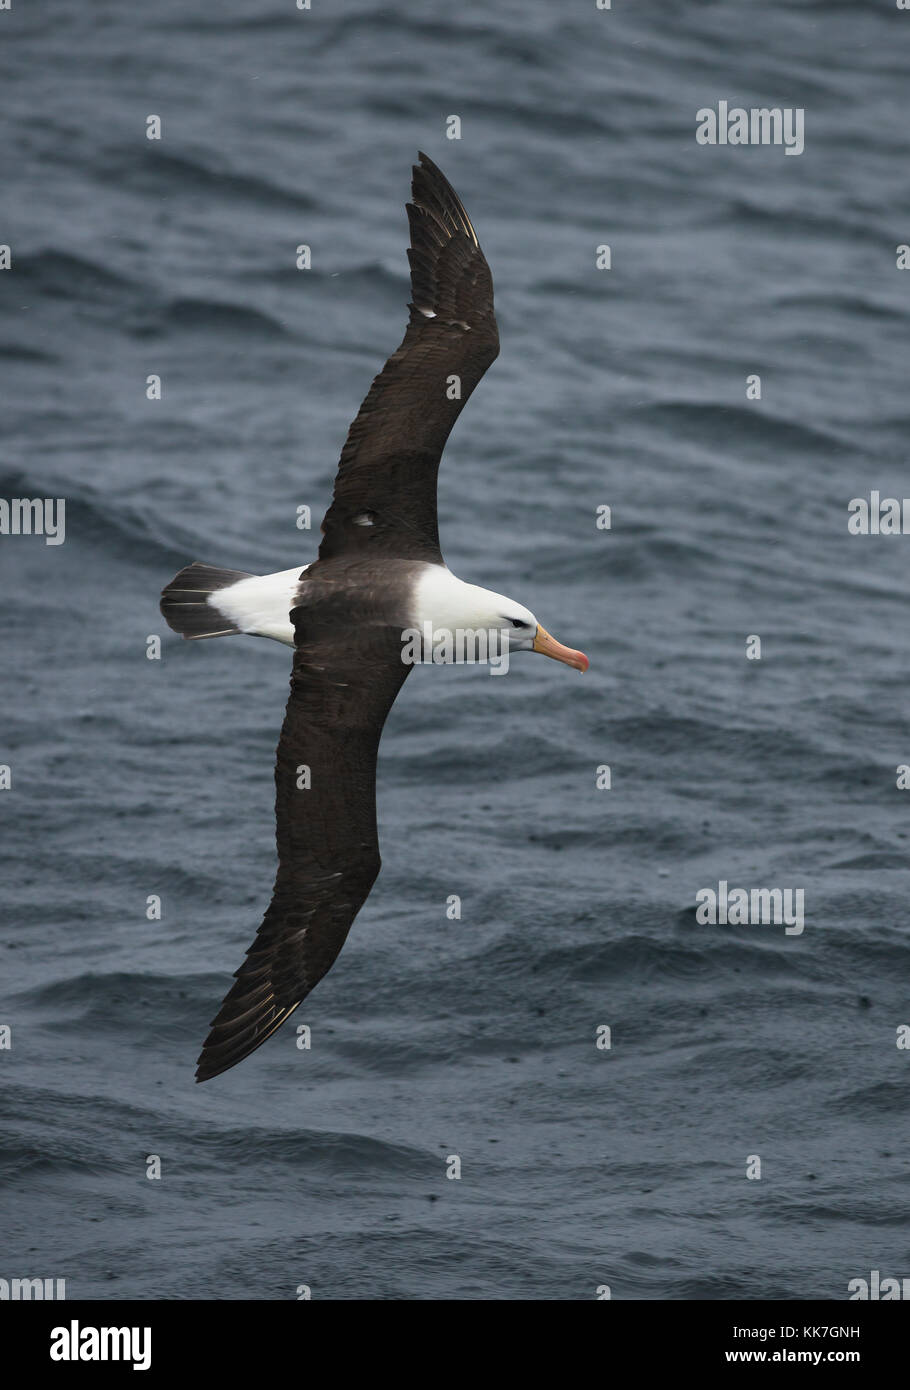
[195,617,411,1082]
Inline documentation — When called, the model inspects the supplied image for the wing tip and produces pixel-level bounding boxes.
[409,151,479,248]
[194,999,302,1083]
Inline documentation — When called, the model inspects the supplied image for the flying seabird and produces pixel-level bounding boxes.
[160,154,588,1082]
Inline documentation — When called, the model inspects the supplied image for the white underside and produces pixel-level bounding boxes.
[209,565,308,646]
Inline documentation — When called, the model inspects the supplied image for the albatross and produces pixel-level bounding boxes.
[160,153,588,1082]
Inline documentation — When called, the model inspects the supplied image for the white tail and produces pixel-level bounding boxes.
[160,562,307,646]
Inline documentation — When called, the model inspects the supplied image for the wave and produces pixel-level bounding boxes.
[162,296,292,338]
[9,249,141,304]
[624,400,851,456]
[103,147,317,213]
[0,467,190,566]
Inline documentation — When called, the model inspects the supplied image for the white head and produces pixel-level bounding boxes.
[409,566,588,671]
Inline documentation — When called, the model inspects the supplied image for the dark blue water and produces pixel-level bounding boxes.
[1,0,909,1299]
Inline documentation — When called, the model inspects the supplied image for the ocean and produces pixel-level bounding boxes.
[1,0,908,1300]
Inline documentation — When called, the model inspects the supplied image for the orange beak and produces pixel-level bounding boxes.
[532,624,589,672]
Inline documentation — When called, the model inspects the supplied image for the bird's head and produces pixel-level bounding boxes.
[409,568,588,672]
[475,589,589,670]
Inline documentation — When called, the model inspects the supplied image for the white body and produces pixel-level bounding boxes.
[208,562,538,652]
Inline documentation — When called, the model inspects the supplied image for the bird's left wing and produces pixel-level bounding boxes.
[195,615,411,1082]
[318,152,500,565]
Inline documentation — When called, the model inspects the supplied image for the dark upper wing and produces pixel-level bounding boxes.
[318,152,500,565]
[195,617,410,1082]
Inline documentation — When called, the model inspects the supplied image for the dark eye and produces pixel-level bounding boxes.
[509,618,525,629]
